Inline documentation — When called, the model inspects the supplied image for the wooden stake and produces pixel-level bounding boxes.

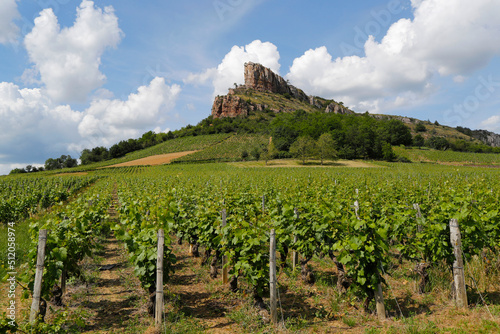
[61,267,67,294]
[354,200,360,220]
[30,229,47,324]
[269,229,277,325]
[155,229,165,329]
[375,283,386,321]
[449,219,468,308]
[221,209,228,284]
[292,208,299,270]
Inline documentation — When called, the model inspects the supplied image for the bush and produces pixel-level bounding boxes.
[396,156,412,163]
[415,122,427,132]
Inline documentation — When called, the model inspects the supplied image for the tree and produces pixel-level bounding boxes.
[381,142,396,162]
[62,155,78,168]
[262,139,278,166]
[250,146,261,161]
[290,136,316,164]
[45,158,60,170]
[380,119,413,146]
[413,134,425,148]
[415,122,427,132]
[45,155,78,170]
[426,136,449,150]
[316,133,337,165]
[9,168,26,175]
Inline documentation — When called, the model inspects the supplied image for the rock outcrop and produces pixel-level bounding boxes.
[325,102,354,115]
[244,62,309,102]
[211,62,354,118]
[471,129,500,147]
[212,95,250,118]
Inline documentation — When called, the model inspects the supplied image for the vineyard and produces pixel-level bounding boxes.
[1,162,500,333]
[393,147,500,166]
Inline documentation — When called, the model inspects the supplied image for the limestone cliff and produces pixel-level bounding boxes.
[244,62,309,102]
[211,62,354,118]
[211,95,249,118]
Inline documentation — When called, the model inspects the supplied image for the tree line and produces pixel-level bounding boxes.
[9,108,499,175]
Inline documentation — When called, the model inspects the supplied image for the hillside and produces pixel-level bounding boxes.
[16,62,500,176]
[211,62,498,148]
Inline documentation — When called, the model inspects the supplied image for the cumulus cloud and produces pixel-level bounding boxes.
[0,77,180,173]
[185,40,280,96]
[78,77,181,148]
[0,0,19,44]
[0,1,181,175]
[24,0,123,103]
[481,115,500,133]
[286,0,500,113]
[0,82,83,165]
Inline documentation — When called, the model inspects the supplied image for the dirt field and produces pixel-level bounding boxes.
[53,172,89,176]
[103,151,197,168]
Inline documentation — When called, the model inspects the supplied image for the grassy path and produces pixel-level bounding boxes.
[64,188,154,333]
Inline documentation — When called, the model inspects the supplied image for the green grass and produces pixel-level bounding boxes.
[0,220,31,280]
[235,89,331,114]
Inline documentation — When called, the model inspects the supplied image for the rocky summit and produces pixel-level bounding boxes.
[211,62,353,118]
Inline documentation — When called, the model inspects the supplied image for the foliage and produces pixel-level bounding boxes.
[415,122,427,132]
[0,175,98,224]
[44,155,78,170]
[425,136,450,150]
[261,139,278,165]
[413,134,425,148]
[316,133,337,164]
[289,136,316,164]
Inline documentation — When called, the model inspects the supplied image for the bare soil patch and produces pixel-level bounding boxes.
[53,172,89,176]
[103,151,198,168]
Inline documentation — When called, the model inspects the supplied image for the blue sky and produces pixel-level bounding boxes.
[1,0,500,174]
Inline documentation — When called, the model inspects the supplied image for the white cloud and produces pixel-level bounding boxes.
[24,0,123,103]
[185,40,280,96]
[286,0,500,113]
[0,77,180,174]
[0,0,19,44]
[481,115,500,132]
[0,82,83,167]
[78,77,181,148]
[0,1,182,175]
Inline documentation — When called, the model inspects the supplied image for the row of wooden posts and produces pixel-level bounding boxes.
[28,214,467,329]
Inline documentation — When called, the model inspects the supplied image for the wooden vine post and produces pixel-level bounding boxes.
[30,229,47,324]
[292,208,299,270]
[221,209,228,284]
[61,267,67,294]
[375,284,386,321]
[269,229,277,325]
[449,219,468,308]
[155,229,165,329]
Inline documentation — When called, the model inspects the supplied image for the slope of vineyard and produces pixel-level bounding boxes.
[173,134,268,163]
[60,133,232,172]
[2,162,500,333]
[394,146,500,165]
